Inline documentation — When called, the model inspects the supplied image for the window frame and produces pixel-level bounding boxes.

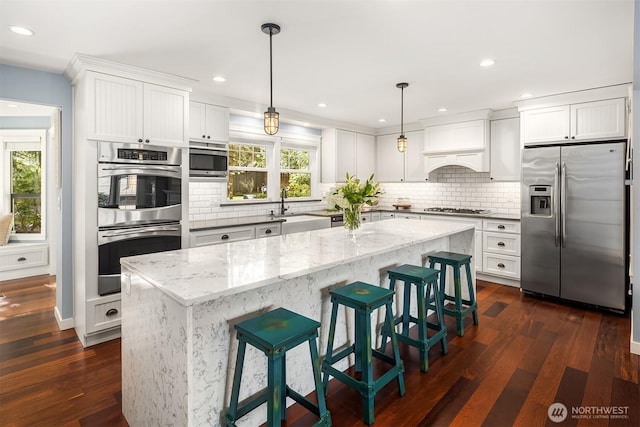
[1,130,47,240]
[226,128,320,203]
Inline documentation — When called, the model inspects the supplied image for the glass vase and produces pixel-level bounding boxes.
[343,204,362,235]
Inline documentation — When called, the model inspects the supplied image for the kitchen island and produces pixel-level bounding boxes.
[120,219,475,426]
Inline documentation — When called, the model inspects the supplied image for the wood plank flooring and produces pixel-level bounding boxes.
[0,276,638,426]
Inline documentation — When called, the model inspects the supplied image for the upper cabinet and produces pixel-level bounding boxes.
[423,120,487,153]
[375,130,425,182]
[322,129,375,182]
[86,72,189,147]
[189,102,229,143]
[520,98,627,146]
[490,117,520,181]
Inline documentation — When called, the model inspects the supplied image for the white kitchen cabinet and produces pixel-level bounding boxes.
[405,130,427,182]
[375,134,405,182]
[379,212,396,220]
[481,219,521,281]
[395,212,421,220]
[255,223,281,238]
[190,226,255,247]
[521,98,626,145]
[423,120,490,173]
[0,243,48,272]
[424,120,487,153]
[189,102,229,143]
[322,129,375,182]
[490,117,520,181]
[86,72,188,146]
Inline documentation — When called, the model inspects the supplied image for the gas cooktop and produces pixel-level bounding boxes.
[424,207,491,215]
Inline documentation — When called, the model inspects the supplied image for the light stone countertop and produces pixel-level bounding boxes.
[122,218,474,307]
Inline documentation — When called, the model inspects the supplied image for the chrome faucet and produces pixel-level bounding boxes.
[280,188,288,215]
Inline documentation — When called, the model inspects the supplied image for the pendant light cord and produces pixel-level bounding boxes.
[400,85,404,135]
[269,28,274,109]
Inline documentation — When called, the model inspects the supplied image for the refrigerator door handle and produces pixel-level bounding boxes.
[554,162,560,247]
[561,162,567,248]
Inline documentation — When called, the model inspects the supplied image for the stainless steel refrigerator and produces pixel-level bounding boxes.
[521,141,628,312]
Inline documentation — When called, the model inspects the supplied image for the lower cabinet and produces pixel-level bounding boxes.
[190,223,281,248]
[420,215,484,273]
[86,295,121,334]
[0,243,48,271]
[482,219,521,280]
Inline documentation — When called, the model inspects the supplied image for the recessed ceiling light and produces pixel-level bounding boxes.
[6,104,19,108]
[9,26,35,36]
[520,92,533,99]
[479,58,495,67]
[437,107,448,112]
[378,118,386,123]
[302,122,310,127]
[318,103,327,108]
[212,76,226,83]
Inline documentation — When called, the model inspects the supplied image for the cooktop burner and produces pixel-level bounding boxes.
[424,207,491,215]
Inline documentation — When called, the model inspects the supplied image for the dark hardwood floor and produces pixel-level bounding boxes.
[0,276,638,426]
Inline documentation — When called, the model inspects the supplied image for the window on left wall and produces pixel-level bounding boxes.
[1,131,46,239]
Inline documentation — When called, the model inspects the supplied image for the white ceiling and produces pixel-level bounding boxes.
[0,0,634,131]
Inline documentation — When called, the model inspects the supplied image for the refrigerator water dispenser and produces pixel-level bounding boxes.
[530,185,551,216]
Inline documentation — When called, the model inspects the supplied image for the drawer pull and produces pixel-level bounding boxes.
[497,242,505,247]
[221,234,229,240]
[17,257,27,262]
[265,229,272,234]
[497,225,506,230]
[105,308,119,317]
[497,263,506,268]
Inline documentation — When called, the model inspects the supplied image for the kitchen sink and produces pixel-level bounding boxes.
[280,215,331,234]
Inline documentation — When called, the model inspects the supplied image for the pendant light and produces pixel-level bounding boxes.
[262,23,280,135]
[396,82,409,152]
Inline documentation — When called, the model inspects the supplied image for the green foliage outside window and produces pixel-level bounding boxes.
[228,144,268,200]
[11,151,42,233]
[280,148,310,198]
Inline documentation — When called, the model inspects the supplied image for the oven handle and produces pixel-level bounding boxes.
[101,225,180,238]
[100,165,181,173]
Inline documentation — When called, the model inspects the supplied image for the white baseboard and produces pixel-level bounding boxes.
[476,273,520,288]
[54,306,74,330]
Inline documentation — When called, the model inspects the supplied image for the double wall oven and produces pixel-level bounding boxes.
[97,142,182,296]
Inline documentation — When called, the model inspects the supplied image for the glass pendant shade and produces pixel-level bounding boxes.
[264,107,279,135]
[397,135,407,153]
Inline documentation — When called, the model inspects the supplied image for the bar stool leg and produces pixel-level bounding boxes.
[415,281,428,372]
[379,277,397,353]
[465,262,479,325]
[385,300,406,396]
[309,338,330,421]
[323,300,339,394]
[453,266,464,336]
[358,308,375,425]
[431,279,448,355]
[402,279,411,335]
[267,352,285,426]
[226,339,247,426]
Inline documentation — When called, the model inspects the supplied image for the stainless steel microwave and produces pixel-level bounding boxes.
[189,141,228,178]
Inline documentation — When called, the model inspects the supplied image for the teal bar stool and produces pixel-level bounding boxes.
[225,308,331,427]
[380,264,447,373]
[322,281,405,425]
[427,251,479,336]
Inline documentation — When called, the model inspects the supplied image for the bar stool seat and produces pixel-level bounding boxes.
[322,281,405,425]
[380,264,447,372]
[428,251,479,336]
[225,308,331,427]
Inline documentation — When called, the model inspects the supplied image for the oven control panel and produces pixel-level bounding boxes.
[117,148,168,161]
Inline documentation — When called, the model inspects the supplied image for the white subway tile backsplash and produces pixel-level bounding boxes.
[188,166,520,218]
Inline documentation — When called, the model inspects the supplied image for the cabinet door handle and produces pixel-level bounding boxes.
[497,225,506,230]
[497,263,505,268]
[564,136,569,139]
[221,234,229,240]
[144,139,150,143]
[202,134,206,138]
[571,136,575,140]
[265,229,272,234]
[207,136,211,139]
[106,308,119,316]
[17,257,26,262]
[138,138,143,143]
[497,242,505,247]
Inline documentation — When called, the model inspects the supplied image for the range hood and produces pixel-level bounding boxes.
[420,110,491,173]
